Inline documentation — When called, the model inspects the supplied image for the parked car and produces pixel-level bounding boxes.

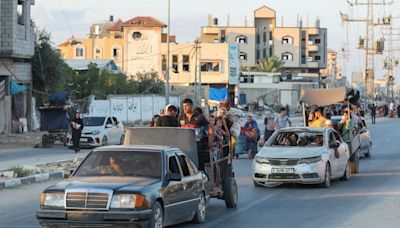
[37,145,209,227]
[67,116,125,148]
[253,127,351,188]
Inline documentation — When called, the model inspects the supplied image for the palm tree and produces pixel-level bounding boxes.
[256,56,285,73]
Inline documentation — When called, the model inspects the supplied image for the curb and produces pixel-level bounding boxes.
[0,171,64,190]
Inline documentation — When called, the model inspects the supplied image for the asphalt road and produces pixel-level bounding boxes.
[1,118,400,228]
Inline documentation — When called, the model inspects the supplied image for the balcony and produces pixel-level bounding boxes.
[308,45,319,52]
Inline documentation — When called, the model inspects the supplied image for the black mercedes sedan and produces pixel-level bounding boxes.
[37,145,209,227]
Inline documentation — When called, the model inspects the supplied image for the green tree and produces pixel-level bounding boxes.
[256,56,285,73]
[32,27,74,105]
[134,71,165,95]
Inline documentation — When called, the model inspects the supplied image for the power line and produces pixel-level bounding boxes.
[56,0,74,38]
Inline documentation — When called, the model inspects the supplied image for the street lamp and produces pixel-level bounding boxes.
[165,0,171,105]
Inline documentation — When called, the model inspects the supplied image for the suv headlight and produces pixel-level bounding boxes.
[41,192,64,207]
[299,156,322,164]
[255,156,270,164]
[92,130,101,135]
[110,194,144,209]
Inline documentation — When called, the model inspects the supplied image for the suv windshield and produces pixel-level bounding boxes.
[267,130,325,147]
[74,150,162,178]
[83,117,106,126]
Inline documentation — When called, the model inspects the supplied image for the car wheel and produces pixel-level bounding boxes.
[340,161,351,181]
[119,134,125,145]
[319,163,331,188]
[253,180,263,187]
[223,177,238,208]
[365,143,372,158]
[192,193,206,224]
[102,136,108,146]
[148,202,163,228]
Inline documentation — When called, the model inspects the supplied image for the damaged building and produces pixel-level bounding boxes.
[0,0,35,133]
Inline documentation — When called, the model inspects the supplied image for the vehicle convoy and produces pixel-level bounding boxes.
[253,127,351,188]
[66,116,125,148]
[37,127,238,227]
[299,87,363,174]
[36,145,209,227]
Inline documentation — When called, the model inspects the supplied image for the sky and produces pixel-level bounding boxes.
[31,0,400,81]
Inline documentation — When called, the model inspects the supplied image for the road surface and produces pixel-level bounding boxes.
[1,118,399,227]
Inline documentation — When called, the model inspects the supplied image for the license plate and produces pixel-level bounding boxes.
[271,168,294,174]
[80,138,88,142]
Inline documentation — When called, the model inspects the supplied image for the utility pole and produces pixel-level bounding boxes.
[341,0,393,102]
[165,0,171,105]
[193,39,202,107]
[382,25,400,102]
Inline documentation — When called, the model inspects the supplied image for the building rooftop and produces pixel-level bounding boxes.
[122,16,166,27]
[64,59,121,74]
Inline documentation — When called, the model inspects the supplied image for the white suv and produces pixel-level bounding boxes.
[67,116,125,148]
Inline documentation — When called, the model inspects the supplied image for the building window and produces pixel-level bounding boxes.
[282,52,293,61]
[256,50,260,61]
[17,1,25,25]
[269,31,273,41]
[301,55,306,64]
[236,35,247,44]
[172,55,178,73]
[95,47,102,59]
[112,48,118,57]
[315,38,321,44]
[114,33,122,39]
[315,55,321,61]
[220,30,226,43]
[256,33,261,44]
[269,47,273,57]
[132,31,142,39]
[240,74,254,83]
[263,48,267,58]
[282,36,293,44]
[75,48,84,58]
[201,62,220,72]
[239,52,247,61]
[162,55,167,72]
[263,31,267,43]
[182,55,190,72]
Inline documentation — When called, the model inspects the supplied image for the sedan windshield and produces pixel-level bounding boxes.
[74,150,162,179]
[83,117,106,126]
[267,131,324,147]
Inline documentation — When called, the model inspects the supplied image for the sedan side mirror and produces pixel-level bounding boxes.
[106,124,113,128]
[167,172,182,182]
[329,141,340,149]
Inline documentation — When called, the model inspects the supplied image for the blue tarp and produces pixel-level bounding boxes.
[209,87,228,101]
[10,81,27,94]
[40,109,69,132]
[49,92,69,105]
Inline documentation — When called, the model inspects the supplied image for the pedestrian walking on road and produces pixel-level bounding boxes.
[70,110,83,153]
[243,116,260,159]
[370,103,377,124]
[274,108,292,129]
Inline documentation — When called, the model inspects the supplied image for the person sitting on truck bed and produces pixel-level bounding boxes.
[338,112,355,144]
[310,109,326,128]
[158,104,180,127]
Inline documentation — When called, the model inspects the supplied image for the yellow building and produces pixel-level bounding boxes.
[58,16,237,86]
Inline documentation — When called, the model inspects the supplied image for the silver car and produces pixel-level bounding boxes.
[252,127,351,188]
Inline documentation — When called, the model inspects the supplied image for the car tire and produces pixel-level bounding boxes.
[319,163,331,188]
[148,201,163,228]
[192,193,206,224]
[253,180,263,187]
[102,136,108,146]
[365,143,372,158]
[340,161,351,181]
[223,177,238,208]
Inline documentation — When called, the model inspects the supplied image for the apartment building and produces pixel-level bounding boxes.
[199,6,328,77]
[320,49,343,87]
[0,0,35,133]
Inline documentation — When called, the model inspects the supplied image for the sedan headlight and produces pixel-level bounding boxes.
[41,192,64,207]
[92,130,101,135]
[299,156,322,164]
[110,194,144,209]
[255,156,270,164]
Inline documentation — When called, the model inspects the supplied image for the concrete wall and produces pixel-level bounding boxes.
[0,96,11,133]
[88,95,180,123]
